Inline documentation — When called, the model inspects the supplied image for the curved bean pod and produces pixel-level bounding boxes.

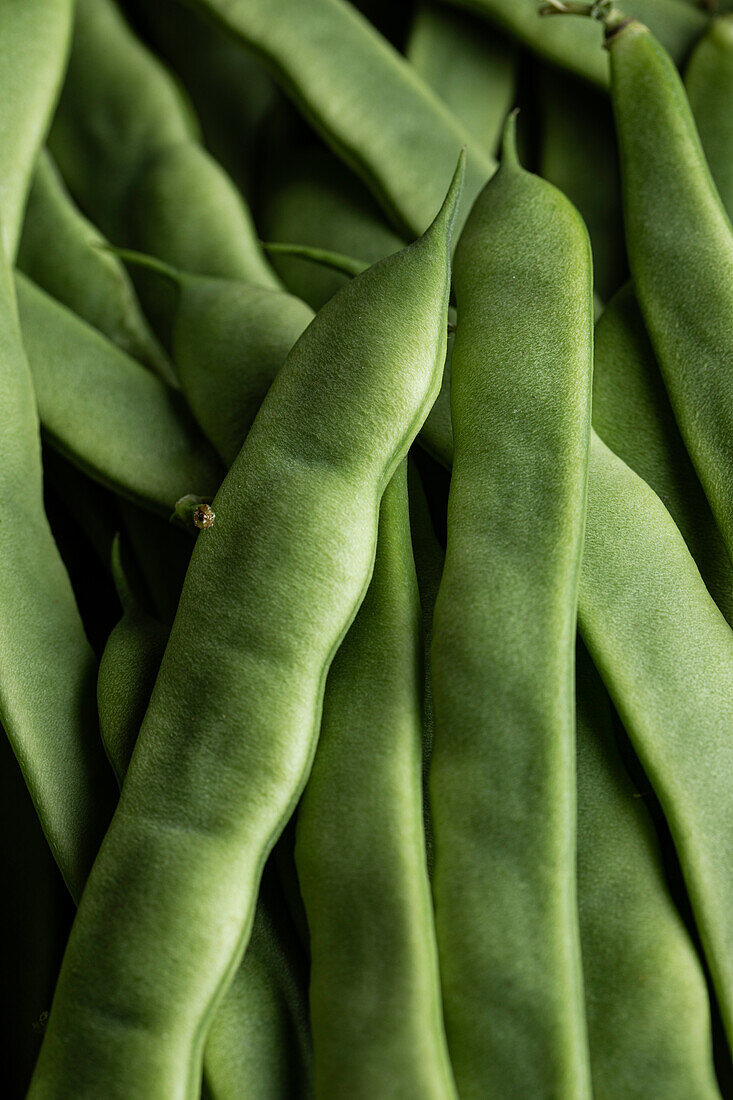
[113,251,315,467]
[407,2,517,156]
[49,0,277,289]
[15,273,224,516]
[98,539,313,1099]
[685,13,733,219]
[443,0,707,86]
[575,642,720,1099]
[0,251,115,902]
[295,464,456,1098]
[29,157,463,1099]
[0,0,72,260]
[431,118,592,1098]
[17,150,174,383]
[182,0,494,235]
[593,282,733,624]
[604,15,733,561]
[579,431,733,1051]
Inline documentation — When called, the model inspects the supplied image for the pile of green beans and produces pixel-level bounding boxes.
[1,0,731,1096]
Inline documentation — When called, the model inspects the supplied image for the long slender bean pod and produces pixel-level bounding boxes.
[15,273,224,516]
[407,2,517,156]
[579,431,733,1051]
[603,13,733,560]
[180,0,494,235]
[17,150,174,383]
[685,13,733,218]
[593,281,733,623]
[0,251,115,901]
[431,118,592,1098]
[295,465,456,1098]
[29,157,463,1100]
[49,0,277,290]
[98,540,313,1099]
[575,642,720,1099]
[0,0,72,260]
[443,0,707,86]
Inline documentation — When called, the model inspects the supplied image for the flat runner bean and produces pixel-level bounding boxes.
[430,117,592,1098]
[603,13,733,561]
[181,0,494,235]
[295,465,456,1098]
[29,157,463,1100]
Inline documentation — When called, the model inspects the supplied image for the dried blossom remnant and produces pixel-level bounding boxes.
[193,504,215,530]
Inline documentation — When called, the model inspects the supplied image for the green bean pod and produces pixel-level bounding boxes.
[113,251,315,467]
[183,0,494,235]
[29,157,463,1100]
[17,150,174,383]
[443,0,707,86]
[0,263,116,904]
[260,144,406,310]
[539,67,626,302]
[15,273,224,517]
[295,464,456,1098]
[605,15,733,561]
[407,2,517,156]
[575,642,720,1099]
[579,431,733,1051]
[593,282,733,624]
[685,14,733,219]
[49,0,277,289]
[0,0,72,261]
[98,540,313,1099]
[431,119,592,1098]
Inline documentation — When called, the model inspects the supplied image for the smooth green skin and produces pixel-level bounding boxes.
[182,0,495,236]
[407,2,517,157]
[260,145,406,310]
[49,0,277,290]
[431,127,592,1098]
[116,252,315,467]
[539,67,626,302]
[15,273,224,517]
[29,161,462,1099]
[122,0,278,202]
[444,0,707,86]
[0,0,72,261]
[295,465,456,1099]
[0,250,115,903]
[686,14,733,219]
[17,150,174,383]
[580,431,733,1052]
[98,541,313,1099]
[593,282,733,624]
[608,20,733,563]
[575,642,720,1100]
